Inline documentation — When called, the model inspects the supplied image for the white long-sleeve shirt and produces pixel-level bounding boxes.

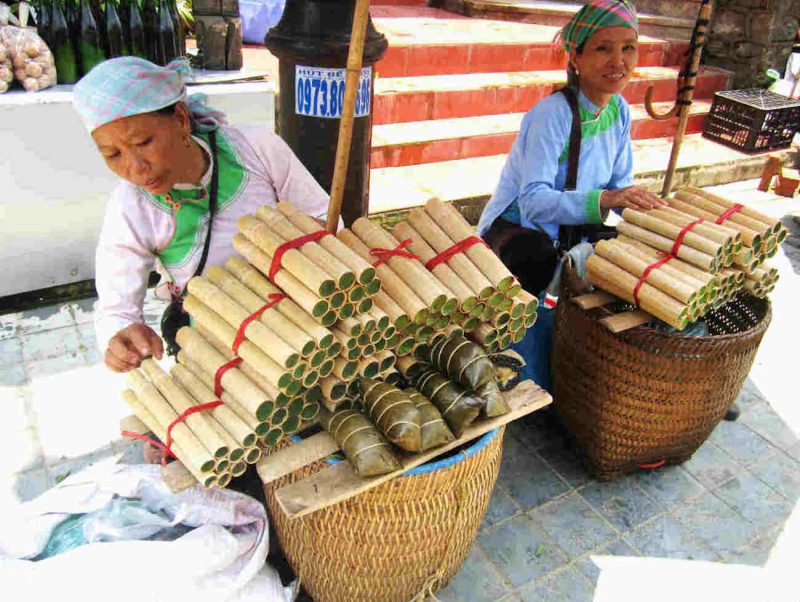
[94,124,332,352]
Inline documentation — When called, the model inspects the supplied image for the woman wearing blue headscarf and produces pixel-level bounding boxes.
[479,0,666,390]
[73,57,333,373]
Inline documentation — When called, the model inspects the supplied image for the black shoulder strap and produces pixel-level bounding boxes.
[192,130,218,280]
[557,87,583,250]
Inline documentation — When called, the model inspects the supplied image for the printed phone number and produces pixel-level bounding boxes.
[295,66,372,119]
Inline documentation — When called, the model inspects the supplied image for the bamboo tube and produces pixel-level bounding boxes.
[239,215,335,297]
[356,298,372,315]
[277,201,377,285]
[255,206,355,290]
[127,370,218,473]
[175,326,279,421]
[375,350,396,373]
[685,186,783,233]
[232,235,331,320]
[515,289,539,316]
[653,208,741,249]
[356,312,376,333]
[187,278,300,370]
[425,198,516,292]
[338,228,429,323]
[243,446,263,465]
[225,256,334,349]
[319,377,347,411]
[672,193,761,248]
[170,364,256,448]
[622,209,724,260]
[182,297,294,394]
[617,222,718,272]
[348,285,366,303]
[676,189,769,235]
[176,352,263,431]
[615,237,714,289]
[122,389,215,488]
[368,307,391,332]
[504,281,522,300]
[362,343,376,358]
[329,291,346,310]
[326,342,343,360]
[365,279,382,297]
[392,221,479,312]
[357,357,380,378]
[586,255,688,329]
[407,208,495,299]
[352,217,451,312]
[203,417,243,463]
[261,427,284,447]
[338,318,363,337]
[524,313,537,328]
[139,359,230,459]
[207,266,316,358]
[332,357,358,380]
[595,240,699,305]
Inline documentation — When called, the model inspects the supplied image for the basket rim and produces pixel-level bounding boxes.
[403,428,499,477]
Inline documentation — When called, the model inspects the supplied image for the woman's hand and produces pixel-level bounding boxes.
[105,323,163,372]
[600,186,668,210]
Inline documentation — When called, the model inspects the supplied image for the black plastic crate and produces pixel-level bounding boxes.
[702,88,800,154]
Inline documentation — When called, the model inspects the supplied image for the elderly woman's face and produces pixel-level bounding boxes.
[92,106,191,194]
[571,26,638,104]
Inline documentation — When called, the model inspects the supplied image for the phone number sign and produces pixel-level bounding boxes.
[295,65,372,119]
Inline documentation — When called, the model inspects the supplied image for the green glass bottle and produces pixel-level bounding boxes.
[105,0,124,57]
[141,0,158,63]
[78,0,106,75]
[37,0,53,51]
[155,0,177,65]
[52,0,79,83]
[124,0,146,58]
[168,0,184,56]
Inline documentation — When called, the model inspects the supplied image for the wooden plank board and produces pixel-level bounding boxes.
[257,431,340,483]
[273,380,551,520]
[600,310,652,333]
[572,291,617,310]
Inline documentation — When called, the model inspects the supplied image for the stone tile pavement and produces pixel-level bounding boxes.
[0,179,798,600]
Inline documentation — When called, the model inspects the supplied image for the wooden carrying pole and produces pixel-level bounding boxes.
[644,0,712,198]
[326,0,371,233]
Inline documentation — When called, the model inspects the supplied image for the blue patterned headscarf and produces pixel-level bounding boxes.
[73,57,226,133]
[557,0,639,54]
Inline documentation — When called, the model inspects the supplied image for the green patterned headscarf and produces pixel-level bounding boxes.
[557,0,639,54]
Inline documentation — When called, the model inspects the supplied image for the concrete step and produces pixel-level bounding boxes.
[368,134,794,221]
[454,0,698,41]
[371,100,712,168]
[373,65,731,124]
[371,6,682,77]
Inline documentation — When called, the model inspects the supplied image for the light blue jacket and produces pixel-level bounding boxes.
[477,89,634,240]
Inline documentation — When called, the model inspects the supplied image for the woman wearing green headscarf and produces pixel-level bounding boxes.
[478,0,666,390]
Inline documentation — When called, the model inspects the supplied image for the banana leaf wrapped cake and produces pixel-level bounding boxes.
[319,407,401,477]
[406,388,455,450]
[415,365,485,437]
[359,378,422,452]
[425,334,510,418]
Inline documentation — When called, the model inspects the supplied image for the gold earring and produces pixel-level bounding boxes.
[183,135,191,147]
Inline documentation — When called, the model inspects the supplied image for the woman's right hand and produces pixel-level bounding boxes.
[105,323,164,373]
[600,186,667,210]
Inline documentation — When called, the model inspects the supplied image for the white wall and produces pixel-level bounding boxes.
[0,81,275,297]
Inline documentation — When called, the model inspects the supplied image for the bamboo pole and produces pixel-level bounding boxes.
[122,389,215,487]
[672,192,762,248]
[127,370,218,473]
[170,364,256,448]
[325,0,371,232]
[595,240,699,305]
[653,207,741,249]
[685,185,784,234]
[586,256,688,329]
[337,228,429,323]
[676,189,772,236]
[616,222,718,272]
[232,234,331,321]
[140,359,229,458]
[256,206,354,290]
[424,198,516,292]
[352,217,451,311]
[407,208,495,299]
[278,201,376,285]
[393,221,479,312]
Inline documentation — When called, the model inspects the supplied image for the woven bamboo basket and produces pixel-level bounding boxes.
[552,265,770,481]
[264,427,505,602]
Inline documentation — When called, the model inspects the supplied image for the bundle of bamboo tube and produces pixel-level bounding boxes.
[123,358,269,489]
[234,202,383,326]
[671,186,788,270]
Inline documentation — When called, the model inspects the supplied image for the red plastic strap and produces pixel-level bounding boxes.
[268,230,329,283]
[370,238,420,267]
[425,236,488,271]
[669,218,705,257]
[215,357,243,397]
[231,293,288,354]
[715,203,744,225]
[122,430,175,462]
[638,460,666,469]
[632,254,674,307]
[163,401,223,466]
